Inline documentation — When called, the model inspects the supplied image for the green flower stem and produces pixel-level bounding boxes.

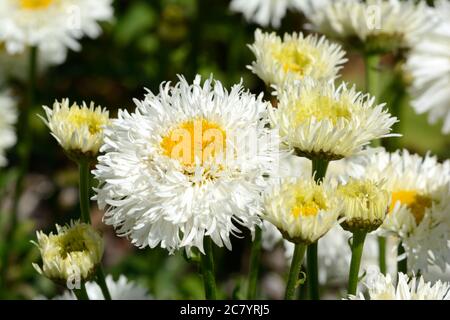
[364,54,381,148]
[74,283,89,300]
[247,226,262,299]
[378,236,387,275]
[382,75,405,151]
[77,159,111,300]
[397,242,407,274]
[78,160,92,224]
[200,237,217,300]
[284,243,306,300]
[306,242,319,300]
[348,230,367,295]
[306,158,329,300]
[96,266,112,300]
[0,46,38,292]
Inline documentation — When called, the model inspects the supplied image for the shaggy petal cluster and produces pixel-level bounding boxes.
[0,90,17,167]
[0,0,113,61]
[271,79,397,160]
[263,177,340,244]
[337,178,389,233]
[354,148,450,272]
[350,272,450,300]
[93,75,282,254]
[248,29,347,87]
[229,0,307,28]
[405,0,450,134]
[41,99,110,160]
[32,221,104,283]
[305,0,434,54]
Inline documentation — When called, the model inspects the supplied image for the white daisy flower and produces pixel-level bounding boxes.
[39,274,152,300]
[229,0,308,28]
[271,78,397,161]
[263,176,340,245]
[349,271,450,300]
[40,99,110,161]
[354,148,450,273]
[305,0,434,54]
[0,90,17,167]
[0,0,113,60]
[32,221,104,284]
[93,75,282,254]
[248,29,347,87]
[405,0,450,134]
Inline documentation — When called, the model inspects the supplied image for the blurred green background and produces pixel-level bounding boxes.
[0,0,448,299]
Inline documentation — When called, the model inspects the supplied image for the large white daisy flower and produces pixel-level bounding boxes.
[349,271,450,300]
[0,90,18,167]
[229,0,309,28]
[40,275,152,300]
[248,29,347,88]
[0,0,113,60]
[93,75,282,254]
[305,0,434,54]
[271,78,397,161]
[405,0,450,134]
[354,148,450,273]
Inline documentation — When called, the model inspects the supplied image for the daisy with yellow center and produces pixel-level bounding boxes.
[352,148,450,273]
[270,78,397,161]
[248,29,347,87]
[32,221,104,284]
[40,99,110,161]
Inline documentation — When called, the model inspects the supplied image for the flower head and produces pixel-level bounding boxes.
[263,177,340,244]
[337,178,389,233]
[271,79,397,160]
[32,221,104,284]
[405,0,450,134]
[248,29,347,87]
[349,271,450,300]
[41,99,110,161]
[93,75,282,254]
[0,0,113,60]
[0,90,17,167]
[305,0,434,54]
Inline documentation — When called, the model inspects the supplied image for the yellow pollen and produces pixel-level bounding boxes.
[272,42,313,75]
[290,188,327,218]
[293,93,352,125]
[389,190,433,224]
[160,118,227,167]
[66,108,107,135]
[20,0,54,9]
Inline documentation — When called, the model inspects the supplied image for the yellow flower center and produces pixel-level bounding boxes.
[272,42,314,75]
[57,227,89,259]
[20,0,54,9]
[293,92,352,125]
[290,187,327,218]
[389,190,433,224]
[66,108,108,135]
[161,118,227,167]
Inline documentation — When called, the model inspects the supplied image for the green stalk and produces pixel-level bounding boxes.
[247,226,262,299]
[0,46,38,292]
[74,283,89,300]
[285,244,306,300]
[347,230,367,295]
[77,159,111,300]
[397,242,407,274]
[364,54,381,148]
[306,158,329,300]
[78,160,92,224]
[200,237,217,300]
[378,237,387,275]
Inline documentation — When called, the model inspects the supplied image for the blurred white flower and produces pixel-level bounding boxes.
[0,0,113,61]
[405,0,450,134]
[0,90,17,167]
